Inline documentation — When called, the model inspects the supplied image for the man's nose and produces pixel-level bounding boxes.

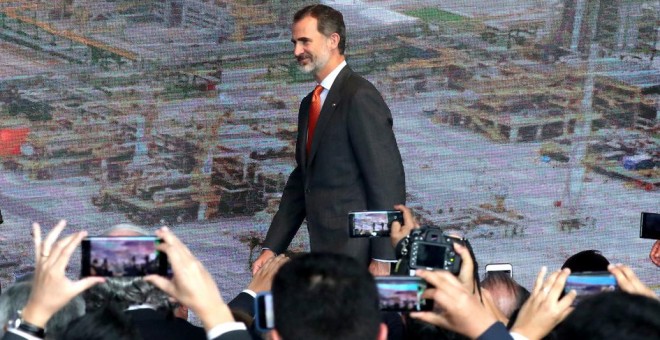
[293,43,304,57]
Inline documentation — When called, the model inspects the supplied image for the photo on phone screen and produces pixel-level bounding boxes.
[348,211,403,237]
[485,263,513,278]
[81,236,168,277]
[376,276,432,312]
[255,292,275,331]
[563,272,617,306]
[640,212,660,239]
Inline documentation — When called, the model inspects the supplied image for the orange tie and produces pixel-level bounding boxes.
[307,85,324,156]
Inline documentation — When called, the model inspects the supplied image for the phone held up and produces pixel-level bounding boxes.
[485,263,513,278]
[563,272,618,306]
[255,292,275,332]
[81,236,168,277]
[640,212,660,239]
[376,276,433,312]
[348,210,403,238]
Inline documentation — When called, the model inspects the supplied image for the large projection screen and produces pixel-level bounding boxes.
[0,0,658,301]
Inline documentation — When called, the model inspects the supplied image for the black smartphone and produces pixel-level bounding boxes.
[376,276,433,312]
[81,236,168,277]
[254,292,275,332]
[563,272,618,306]
[348,210,403,237]
[640,212,660,239]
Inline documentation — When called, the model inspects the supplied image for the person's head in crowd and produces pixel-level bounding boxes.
[270,252,386,340]
[0,282,85,339]
[104,223,150,237]
[59,303,141,340]
[554,291,660,339]
[561,250,610,272]
[84,277,171,314]
[480,271,530,319]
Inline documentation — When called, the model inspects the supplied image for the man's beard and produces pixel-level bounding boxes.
[297,49,330,75]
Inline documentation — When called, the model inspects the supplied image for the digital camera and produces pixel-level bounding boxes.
[406,227,463,274]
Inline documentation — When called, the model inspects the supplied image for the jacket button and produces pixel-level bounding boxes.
[305,189,310,194]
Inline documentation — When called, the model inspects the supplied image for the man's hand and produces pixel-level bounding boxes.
[248,254,289,293]
[510,267,575,340]
[252,249,276,276]
[390,204,419,248]
[22,221,105,328]
[608,263,658,300]
[410,269,498,339]
[368,260,391,276]
[650,240,660,267]
[144,227,234,331]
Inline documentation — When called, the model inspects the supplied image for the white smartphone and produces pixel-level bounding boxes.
[485,263,513,278]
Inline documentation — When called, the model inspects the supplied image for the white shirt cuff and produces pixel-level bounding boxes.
[242,289,257,298]
[510,332,530,340]
[206,322,247,340]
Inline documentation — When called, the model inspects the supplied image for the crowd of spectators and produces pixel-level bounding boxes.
[0,207,658,340]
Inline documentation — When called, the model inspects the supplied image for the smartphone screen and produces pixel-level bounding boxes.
[255,292,275,331]
[564,272,617,306]
[348,211,403,237]
[81,236,168,277]
[640,212,660,239]
[376,276,432,311]
[485,263,513,278]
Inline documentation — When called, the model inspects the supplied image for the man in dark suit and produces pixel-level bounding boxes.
[253,4,405,274]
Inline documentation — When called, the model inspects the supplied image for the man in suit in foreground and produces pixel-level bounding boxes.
[253,4,405,274]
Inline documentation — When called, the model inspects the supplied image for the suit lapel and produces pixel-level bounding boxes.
[306,66,352,169]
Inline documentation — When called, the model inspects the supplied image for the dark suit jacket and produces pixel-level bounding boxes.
[264,65,406,266]
[125,308,207,340]
[227,291,255,317]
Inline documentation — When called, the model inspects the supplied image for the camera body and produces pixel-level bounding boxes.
[407,227,462,274]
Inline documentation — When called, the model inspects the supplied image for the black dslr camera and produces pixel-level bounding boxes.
[401,227,463,274]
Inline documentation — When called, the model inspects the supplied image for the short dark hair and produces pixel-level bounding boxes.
[294,5,347,54]
[554,291,660,339]
[561,250,610,272]
[272,253,380,340]
[61,303,141,340]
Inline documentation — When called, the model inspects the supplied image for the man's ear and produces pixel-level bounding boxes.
[270,329,282,340]
[327,32,340,50]
[377,323,388,340]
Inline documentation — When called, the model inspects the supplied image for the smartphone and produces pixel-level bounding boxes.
[348,210,403,237]
[81,236,168,277]
[375,276,433,312]
[563,272,618,306]
[640,212,660,239]
[485,263,513,278]
[255,292,275,331]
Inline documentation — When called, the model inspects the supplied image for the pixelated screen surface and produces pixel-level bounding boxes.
[0,0,658,301]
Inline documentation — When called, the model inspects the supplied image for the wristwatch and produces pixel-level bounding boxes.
[7,310,46,339]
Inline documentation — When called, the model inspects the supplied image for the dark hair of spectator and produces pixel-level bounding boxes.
[60,303,141,340]
[272,253,380,340]
[293,4,347,55]
[561,250,610,272]
[554,291,660,340]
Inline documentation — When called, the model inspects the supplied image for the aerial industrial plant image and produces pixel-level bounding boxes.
[0,0,658,310]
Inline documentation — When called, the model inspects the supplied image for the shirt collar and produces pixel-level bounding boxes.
[319,60,347,91]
